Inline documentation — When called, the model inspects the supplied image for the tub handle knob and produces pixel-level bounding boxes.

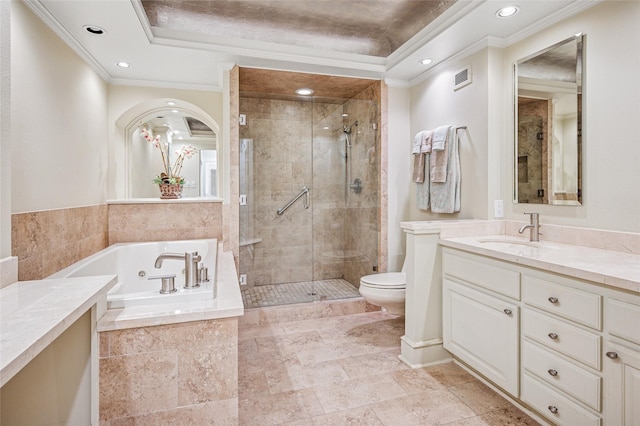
[149,274,177,294]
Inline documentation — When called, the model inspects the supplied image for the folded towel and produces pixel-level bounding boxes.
[416,154,431,210]
[420,130,433,154]
[430,129,450,183]
[413,153,425,183]
[430,127,460,213]
[412,131,425,154]
[431,125,451,151]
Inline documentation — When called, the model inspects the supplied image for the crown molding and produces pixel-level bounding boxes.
[108,77,222,92]
[22,0,111,82]
[505,0,603,46]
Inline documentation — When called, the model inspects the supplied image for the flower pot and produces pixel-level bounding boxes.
[158,183,183,199]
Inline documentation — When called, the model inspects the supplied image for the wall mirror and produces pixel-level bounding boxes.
[129,109,219,199]
[514,34,584,205]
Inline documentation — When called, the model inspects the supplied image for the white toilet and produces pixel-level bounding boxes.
[359,262,406,315]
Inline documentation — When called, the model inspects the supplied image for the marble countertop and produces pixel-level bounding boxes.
[97,250,244,331]
[440,235,640,294]
[0,275,117,387]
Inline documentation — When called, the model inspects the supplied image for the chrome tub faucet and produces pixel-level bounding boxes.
[154,251,202,288]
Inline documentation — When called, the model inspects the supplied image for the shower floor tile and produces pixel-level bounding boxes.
[241,279,360,309]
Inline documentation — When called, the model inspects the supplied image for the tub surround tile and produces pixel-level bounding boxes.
[105,398,237,426]
[108,202,222,245]
[99,317,239,424]
[12,204,108,281]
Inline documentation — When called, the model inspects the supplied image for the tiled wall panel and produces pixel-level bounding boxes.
[11,204,108,281]
[99,318,238,424]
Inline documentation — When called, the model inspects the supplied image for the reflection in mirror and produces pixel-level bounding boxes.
[514,34,583,205]
[130,111,218,198]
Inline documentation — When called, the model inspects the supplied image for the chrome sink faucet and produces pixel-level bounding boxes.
[518,212,541,242]
[154,251,202,288]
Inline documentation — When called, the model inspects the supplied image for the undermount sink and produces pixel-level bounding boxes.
[477,238,540,248]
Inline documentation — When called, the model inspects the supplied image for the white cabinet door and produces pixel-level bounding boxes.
[443,278,519,396]
[603,341,640,425]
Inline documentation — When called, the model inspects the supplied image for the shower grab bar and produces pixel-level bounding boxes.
[277,186,309,216]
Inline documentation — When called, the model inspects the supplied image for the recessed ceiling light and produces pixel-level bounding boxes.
[295,88,314,96]
[496,5,520,18]
[115,61,131,68]
[167,101,176,106]
[418,58,434,65]
[172,110,179,113]
[342,113,349,117]
[83,25,105,35]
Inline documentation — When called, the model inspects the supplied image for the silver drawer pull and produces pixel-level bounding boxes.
[548,296,559,304]
[548,369,558,377]
[548,332,559,340]
[504,309,512,315]
[548,406,559,414]
[606,351,619,359]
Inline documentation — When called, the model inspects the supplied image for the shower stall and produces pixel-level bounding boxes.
[238,71,380,308]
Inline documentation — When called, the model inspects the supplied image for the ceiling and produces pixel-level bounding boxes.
[28,0,598,91]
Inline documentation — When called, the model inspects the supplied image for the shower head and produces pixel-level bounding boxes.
[343,121,359,135]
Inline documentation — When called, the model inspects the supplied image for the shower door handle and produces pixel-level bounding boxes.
[277,186,310,216]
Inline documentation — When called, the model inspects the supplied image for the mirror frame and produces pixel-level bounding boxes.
[513,33,584,206]
[122,104,221,200]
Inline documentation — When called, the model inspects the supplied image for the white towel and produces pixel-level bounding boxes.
[430,127,460,213]
[431,125,451,151]
[412,131,425,154]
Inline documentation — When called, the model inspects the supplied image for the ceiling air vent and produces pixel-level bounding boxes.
[454,65,472,91]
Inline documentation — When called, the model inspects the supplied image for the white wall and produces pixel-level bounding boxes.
[10,0,108,213]
[107,85,223,200]
[1,0,11,258]
[386,84,411,271]
[409,48,492,221]
[503,1,640,232]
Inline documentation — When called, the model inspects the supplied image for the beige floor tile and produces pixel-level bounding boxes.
[339,348,409,379]
[371,390,477,426]
[238,370,269,399]
[304,406,385,425]
[238,324,286,341]
[392,367,450,394]
[238,388,324,425]
[422,361,478,388]
[255,330,324,354]
[449,380,512,415]
[314,373,408,413]
[477,405,541,425]
[265,360,350,393]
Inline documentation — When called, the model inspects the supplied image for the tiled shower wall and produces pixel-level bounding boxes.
[517,99,549,204]
[238,83,380,289]
[11,202,223,281]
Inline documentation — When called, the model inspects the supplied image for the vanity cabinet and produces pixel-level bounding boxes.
[442,250,520,397]
[603,297,640,425]
[442,246,640,426]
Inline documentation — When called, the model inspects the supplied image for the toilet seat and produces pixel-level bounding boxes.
[360,272,406,289]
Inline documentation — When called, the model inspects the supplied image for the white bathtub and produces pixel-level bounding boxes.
[49,239,217,309]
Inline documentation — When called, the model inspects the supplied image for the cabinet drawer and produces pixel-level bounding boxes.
[443,250,520,299]
[523,309,601,370]
[607,298,640,345]
[522,275,601,330]
[521,373,601,426]
[522,340,601,411]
